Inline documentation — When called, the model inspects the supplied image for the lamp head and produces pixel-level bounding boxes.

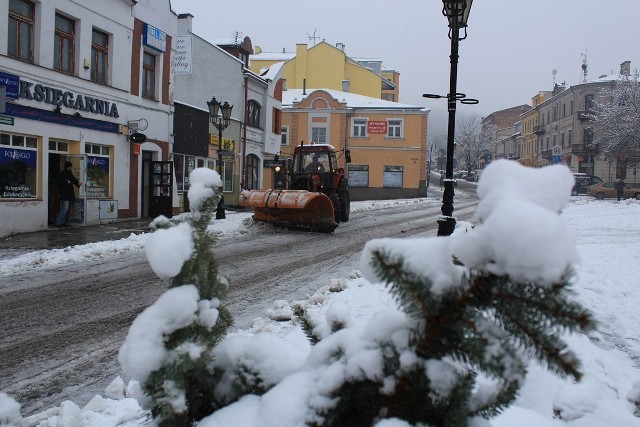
[207,96,220,118]
[221,101,233,126]
[442,0,472,28]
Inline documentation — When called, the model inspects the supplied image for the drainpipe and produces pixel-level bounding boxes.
[242,74,248,189]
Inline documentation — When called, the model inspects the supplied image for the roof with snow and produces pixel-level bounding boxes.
[282,88,426,111]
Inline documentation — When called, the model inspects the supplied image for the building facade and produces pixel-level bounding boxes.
[270,89,429,200]
[0,0,176,237]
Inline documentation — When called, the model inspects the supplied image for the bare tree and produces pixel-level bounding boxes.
[592,73,640,163]
[454,114,497,172]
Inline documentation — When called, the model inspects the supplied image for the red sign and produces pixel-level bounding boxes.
[368,121,387,134]
[132,143,141,156]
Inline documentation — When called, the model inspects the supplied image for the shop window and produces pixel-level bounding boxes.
[348,164,369,187]
[247,100,261,128]
[0,132,38,199]
[84,143,111,198]
[245,154,259,190]
[54,13,75,74]
[174,154,185,192]
[222,160,233,192]
[352,118,367,137]
[8,0,34,63]
[91,28,109,85]
[383,165,403,188]
[142,51,156,99]
[387,119,403,138]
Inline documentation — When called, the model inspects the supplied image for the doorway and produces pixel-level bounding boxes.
[141,151,153,217]
[48,154,87,226]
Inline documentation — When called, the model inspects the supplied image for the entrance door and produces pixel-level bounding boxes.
[141,151,153,217]
[149,161,173,218]
[48,154,87,225]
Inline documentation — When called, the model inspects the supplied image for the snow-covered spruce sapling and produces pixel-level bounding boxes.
[119,168,233,426]
[296,161,597,427]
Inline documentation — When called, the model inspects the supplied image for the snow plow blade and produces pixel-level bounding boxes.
[239,189,338,232]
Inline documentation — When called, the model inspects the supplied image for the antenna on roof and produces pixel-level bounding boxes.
[307,28,320,45]
[232,31,243,44]
[552,69,557,87]
[581,49,588,83]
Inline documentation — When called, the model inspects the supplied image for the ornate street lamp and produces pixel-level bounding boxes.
[424,0,477,236]
[207,96,233,219]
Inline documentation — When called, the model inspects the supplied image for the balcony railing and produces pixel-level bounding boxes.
[577,110,593,121]
[533,124,545,134]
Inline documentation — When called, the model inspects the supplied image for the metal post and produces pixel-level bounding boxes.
[437,19,461,236]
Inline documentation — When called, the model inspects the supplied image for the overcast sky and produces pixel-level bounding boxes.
[169,0,640,132]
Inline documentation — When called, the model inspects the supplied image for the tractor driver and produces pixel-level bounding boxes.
[305,154,325,172]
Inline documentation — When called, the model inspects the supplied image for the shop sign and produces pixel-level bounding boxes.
[143,23,166,52]
[0,71,19,99]
[86,156,109,198]
[18,80,119,118]
[173,36,192,74]
[0,115,14,126]
[368,121,387,134]
[264,159,285,169]
[209,134,236,151]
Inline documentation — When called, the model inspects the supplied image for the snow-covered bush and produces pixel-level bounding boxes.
[123,161,596,427]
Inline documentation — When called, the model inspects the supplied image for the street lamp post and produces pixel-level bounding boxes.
[424,0,476,236]
[207,96,233,219]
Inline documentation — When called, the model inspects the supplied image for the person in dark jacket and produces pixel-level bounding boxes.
[55,161,81,227]
[614,179,626,201]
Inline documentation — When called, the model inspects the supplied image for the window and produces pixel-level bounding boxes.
[387,119,402,138]
[562,104,566,118]
[247,100,261,128]
[8,0,34,62]
[348,164,369,187]
[311,127,326,144]
[585,94,595,110]
[383,165,403,188]
[352,118,367,137]
[570,100,574,114]
[272,108,281,134]
[142,51,156,99]
[561,133,565,147]
[0,132,38,199]
[54,13,75,74]
[381,93,395,102]
[568,130,572,146]
[84,143,111,198]
[91,29,109,85]
[281,126,288,146]
[584,128,594,145]
[49,139,69,153]
[245,154,259,190]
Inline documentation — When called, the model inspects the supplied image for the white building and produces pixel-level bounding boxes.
[0,0,178,237]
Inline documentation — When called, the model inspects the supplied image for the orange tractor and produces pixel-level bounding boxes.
[239,143,351,232]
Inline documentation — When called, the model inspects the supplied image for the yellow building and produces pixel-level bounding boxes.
[250,41,397,100]
[263,89,429,200]
[518,107,537,167]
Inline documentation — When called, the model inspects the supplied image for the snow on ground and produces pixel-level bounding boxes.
[1,196,640,426]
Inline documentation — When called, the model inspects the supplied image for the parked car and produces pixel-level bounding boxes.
[586,181,640,200]
[572,173,604,195]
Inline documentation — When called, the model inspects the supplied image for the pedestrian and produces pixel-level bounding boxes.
[55,161,81,228]
[614,179,626,201]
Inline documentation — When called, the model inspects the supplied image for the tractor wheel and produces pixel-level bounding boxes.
[338,180,350,222]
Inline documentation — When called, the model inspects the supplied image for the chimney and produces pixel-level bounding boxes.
[342,80,350,92]
[620,61,631,76]
[336,42,345,51]
[177,13,193,33]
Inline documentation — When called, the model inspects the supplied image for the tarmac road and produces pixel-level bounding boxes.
[0,191,478,416]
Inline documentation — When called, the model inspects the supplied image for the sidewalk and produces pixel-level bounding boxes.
[0,219,152,259]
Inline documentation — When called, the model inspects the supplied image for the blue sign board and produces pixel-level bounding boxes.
[552,155,563,163]
[0,71,20,99]
[5,103,119,133]
[143,23,166,52]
